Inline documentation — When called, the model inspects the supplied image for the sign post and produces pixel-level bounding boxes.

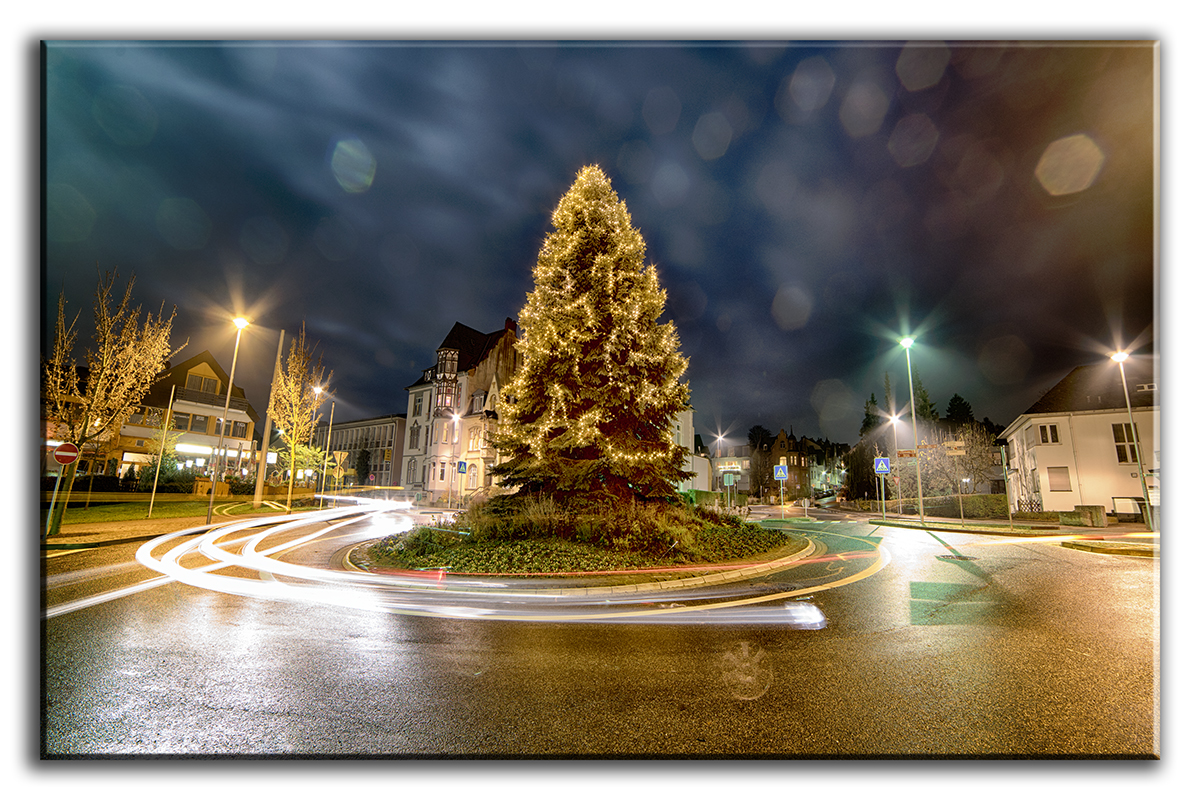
[873,457,890,520]
[45,443,80,539]
[773,464,788,520]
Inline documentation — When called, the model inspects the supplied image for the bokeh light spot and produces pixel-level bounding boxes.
[1035,134,1105,196]
[978,335,1033,385]
[839,81,890,138]
[240,216,289,265]
[770,283,814,331]
[789,56,837,112]
[155,197,211,251]
[617,140,655,184]
[330,137,376,193]
[642,86,681,135]
[692,112,733,160]
[887,113,940,167]
[651,162,689,207]
[46,183,96,243]
[895,43,951,92]
[91,84,158,147]
[314,215,358,262]
[810,379,856,434]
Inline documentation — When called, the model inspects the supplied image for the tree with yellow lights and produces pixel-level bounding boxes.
[489,165,692,506]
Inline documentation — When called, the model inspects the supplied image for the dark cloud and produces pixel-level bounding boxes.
[42,41,1155,445]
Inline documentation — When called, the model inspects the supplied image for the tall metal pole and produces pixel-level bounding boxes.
[147,385,175,518]
[902,339,926,523]
[320,399,335,507]
[891,418,903,517]
[253,329,285,508]
[1114,354,1156,531]
[207,319,248,525]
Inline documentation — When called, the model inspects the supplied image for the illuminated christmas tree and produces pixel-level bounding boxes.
[490,165,692,505]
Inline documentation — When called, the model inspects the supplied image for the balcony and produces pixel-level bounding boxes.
[175,387,250,412]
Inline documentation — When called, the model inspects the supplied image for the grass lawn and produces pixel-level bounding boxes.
[46,499,285,525]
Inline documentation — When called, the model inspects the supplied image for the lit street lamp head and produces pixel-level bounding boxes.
[900,337,914,349]
[1111,351,1129,363]
[233,316,249,330]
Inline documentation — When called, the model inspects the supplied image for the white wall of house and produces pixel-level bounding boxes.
[1007,407,1158,513]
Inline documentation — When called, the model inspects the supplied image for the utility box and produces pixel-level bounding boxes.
[1060,505,1108,527]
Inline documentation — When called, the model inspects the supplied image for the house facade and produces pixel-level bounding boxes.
[402,319,522,505]
[117,351,260,477]
[312,413,407,488]
[1000,359,1159,517]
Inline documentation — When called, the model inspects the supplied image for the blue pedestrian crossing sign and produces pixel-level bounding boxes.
[774,465,788,480]
[874,457,890,474]
[457,461,467,474]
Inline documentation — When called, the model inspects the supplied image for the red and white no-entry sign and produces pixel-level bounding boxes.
[53,443,80,466]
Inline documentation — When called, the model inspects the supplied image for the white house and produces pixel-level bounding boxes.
[1000,358,1158,519]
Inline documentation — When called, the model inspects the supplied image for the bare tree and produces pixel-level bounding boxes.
[42,270,184,536]
[266,324,328,511]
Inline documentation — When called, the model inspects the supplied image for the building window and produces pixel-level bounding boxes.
[1047,466,1072,492]
[232,421,247,439]
[173,412,190,431]
[467,463,479,490]
[1113,423,1139,463]
[442,423,450,444]
[186,374,218,394]
[189,414,207,433]
[468,427,481,452]
[439,462,446,481]
[1039,424,1060,444]
[414,395,423,417]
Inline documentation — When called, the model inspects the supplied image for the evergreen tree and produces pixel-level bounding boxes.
[859,393,882,437]
[883,372,895,417]
[911,368,938,422]
[490,165,692,505]
[945,393,974,427]
[355,448,370,485]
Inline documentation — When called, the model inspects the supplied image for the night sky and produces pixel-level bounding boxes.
[41,40,1156,446]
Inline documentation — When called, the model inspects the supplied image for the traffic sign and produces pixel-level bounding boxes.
[53,443,80,466]
[724,473,737,486]
[873,457,890,474]
[773,465,788,480]
[457,461,467,474]
[897,449,917,458]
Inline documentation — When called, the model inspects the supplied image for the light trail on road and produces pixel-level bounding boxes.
[123,500,889,625]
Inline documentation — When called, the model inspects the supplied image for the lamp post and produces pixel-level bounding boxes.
[314,386,335,507]
[1111,351,1155,531]
[207,316,249,525]
[716,434,725,506]
[890,415,903,517]
[901,337,926,523]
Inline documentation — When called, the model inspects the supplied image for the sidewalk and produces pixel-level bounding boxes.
[864,513,1158,558]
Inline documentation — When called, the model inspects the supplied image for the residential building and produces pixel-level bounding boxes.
[403,319,521,504]
[311,413,406,488]
[117,351,260,477]
[1000,358,1159,517]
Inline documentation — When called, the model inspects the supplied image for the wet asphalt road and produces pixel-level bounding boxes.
[41,519,1157,757]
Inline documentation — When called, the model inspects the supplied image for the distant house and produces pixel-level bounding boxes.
[312,413,407,488]
[1000,358,1158,517]
[118,351,260,478]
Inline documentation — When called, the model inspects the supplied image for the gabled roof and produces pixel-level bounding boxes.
[1021,360,1157,416]
[408,318,518,388]
[141,350,260,423]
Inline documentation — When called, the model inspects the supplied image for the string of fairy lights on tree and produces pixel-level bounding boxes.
[490,165,692,501]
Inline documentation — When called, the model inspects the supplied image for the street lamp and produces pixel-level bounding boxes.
[207,316,249,525]
[900,337,926,523]
[314,387,336,506]
[890,415,903,517]
[1111,351,1156,531]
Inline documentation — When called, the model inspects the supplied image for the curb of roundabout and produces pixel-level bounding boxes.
[341,535,819,597]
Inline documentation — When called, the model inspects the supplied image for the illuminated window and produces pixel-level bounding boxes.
[468,427,481,451]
